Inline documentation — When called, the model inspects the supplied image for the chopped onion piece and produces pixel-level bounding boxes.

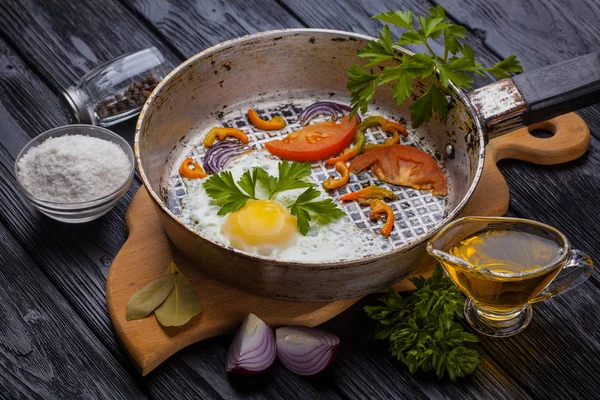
[276,326,340,376]
[298,101,352,126]
[226,313,276,375]
[203,139,249,174]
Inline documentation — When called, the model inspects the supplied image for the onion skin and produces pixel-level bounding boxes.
[276,326,340,376]
[203,139,249,174]
[298,101,353,126]
[226,313,276,376]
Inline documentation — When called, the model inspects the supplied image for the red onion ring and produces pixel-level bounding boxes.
[276,326,340,376]
[298,101,353,126]
[203,139,249,174]
[226,313,276,375]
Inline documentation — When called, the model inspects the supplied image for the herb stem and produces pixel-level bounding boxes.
[423,39,437,61]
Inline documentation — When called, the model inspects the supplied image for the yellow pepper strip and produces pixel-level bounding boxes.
[339,185,398,205]
[323,161,350,190]
[369,199,395,237]
[203,127,249,147]
[247,109,287,130]
[360,116,408,151]
[179,157,208,179]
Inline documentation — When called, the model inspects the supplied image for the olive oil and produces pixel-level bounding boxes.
[444,228,564,311]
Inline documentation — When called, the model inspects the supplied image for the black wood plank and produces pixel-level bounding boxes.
[0,223,145,399]
[277,0,498,88]
[109,1,406,399]
[435,0,600,70]
[0,37,145,368]
[318,296,531,400]
[2,0,600,399]
[267,0,600,397]
[148,336,346,400]
[431,0,600,285]
[121,0,303,58]
[465,281,600,399]
[501,106,600,280]
[0,0,181,90]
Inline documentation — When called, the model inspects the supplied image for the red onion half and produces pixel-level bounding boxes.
[203,139,249,174]
[226,313,276,375]
[298,101,353,126]
[276,326,340,376]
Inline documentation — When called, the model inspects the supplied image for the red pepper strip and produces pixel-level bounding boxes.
[248,109,287,130]
[339,185,398,205]
[323,161,350,190]
[203,127,249,147]
[348,144,448,197]
[359,116,408,151]
[179,157,208,179]
[369,199,395,237]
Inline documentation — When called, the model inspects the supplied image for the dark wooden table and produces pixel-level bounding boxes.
[1,0,599,399]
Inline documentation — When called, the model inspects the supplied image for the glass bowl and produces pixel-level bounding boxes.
[14,124,135,223]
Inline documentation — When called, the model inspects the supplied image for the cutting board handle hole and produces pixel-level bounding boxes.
[528,128,554,139]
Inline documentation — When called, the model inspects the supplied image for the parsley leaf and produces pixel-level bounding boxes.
[238,168,259,198]
[444,24,466,55]
[408,83,449,128]
[268,161,313,198]
[347,65,378,115]
[202,161,344,235]
[373,10,414,30]
[289,187,346,235]
[347,6,523,128]
[203,171,255,216]
[364,265,479,381]
[486,55,524,79]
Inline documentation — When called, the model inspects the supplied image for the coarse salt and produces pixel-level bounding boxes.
[17,134,131,203]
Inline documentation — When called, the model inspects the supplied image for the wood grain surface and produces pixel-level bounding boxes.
[1,0,599,398]
[107,113,589,376]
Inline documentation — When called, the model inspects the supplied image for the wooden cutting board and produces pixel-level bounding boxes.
[106,113,589,376]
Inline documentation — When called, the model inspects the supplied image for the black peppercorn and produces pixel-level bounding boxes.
[94,73,161,121]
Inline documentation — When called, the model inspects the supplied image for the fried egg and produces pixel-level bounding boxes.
[179,150,388,262]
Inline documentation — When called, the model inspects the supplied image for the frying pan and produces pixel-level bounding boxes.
[135,29,599,301]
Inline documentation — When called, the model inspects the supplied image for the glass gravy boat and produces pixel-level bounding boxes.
[427,216,593,337]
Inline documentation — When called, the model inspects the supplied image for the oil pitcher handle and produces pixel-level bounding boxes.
[530,249,594,303]
[467,52,600,140]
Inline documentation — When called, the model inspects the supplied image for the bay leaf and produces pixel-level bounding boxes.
[165,261,180,275]
[155,273,202,327]
[126,275,176,320]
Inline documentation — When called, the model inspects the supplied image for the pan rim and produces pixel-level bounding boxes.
[134,28,486,268]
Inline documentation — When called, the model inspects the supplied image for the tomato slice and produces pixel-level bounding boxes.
[348,144,448,196]
[264,115,358,162]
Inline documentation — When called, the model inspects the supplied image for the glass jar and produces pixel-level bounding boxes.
[60,46,170,127]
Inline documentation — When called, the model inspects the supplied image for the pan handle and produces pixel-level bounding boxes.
[467,52,600,140]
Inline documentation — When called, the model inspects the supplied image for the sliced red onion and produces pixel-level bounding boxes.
[276,326,340,376]
[298,101,353,126]
[226,313,276,375]
[203,139,249,174]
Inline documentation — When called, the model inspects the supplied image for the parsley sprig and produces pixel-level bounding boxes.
[364,265,479,381]
[348,6,523,128]
[202,161,345,235]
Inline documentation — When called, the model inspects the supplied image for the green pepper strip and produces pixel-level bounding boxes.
[325,121,366,165]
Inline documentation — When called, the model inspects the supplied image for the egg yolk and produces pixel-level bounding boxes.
[222,199,298,255]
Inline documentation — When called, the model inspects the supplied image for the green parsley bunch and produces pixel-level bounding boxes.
[364,265,479,381]
[202,161,345,235]
[348,5,523,127]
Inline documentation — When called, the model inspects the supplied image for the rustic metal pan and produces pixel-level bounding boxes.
[135,29,599,301]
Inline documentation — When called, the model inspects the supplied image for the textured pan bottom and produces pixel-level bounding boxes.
[164,98,448,250]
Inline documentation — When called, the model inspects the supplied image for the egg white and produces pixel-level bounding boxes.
[179,150,388,262]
